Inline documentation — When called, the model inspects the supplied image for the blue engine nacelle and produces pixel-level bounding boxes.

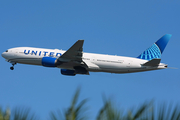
[42,57,57,67]
[61,69,76,76]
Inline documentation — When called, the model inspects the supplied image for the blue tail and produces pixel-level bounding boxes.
[137,34,172,60]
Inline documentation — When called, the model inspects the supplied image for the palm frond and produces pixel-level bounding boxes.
[12,107,38,120]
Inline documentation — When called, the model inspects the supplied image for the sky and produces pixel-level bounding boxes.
[0,0,180,119]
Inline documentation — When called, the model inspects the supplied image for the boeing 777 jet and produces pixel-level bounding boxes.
[1,34,172,76]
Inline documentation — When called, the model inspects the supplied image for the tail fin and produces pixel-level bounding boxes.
[137,34,172,60]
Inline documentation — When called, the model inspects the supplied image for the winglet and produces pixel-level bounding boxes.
[137,34,172,60]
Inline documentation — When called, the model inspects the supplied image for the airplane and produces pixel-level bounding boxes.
[1,34,172,76]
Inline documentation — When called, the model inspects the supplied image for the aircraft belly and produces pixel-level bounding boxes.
[9,54,42,65]
[16,58,42,65]
[90,61,145,73]
[93,62,128,73]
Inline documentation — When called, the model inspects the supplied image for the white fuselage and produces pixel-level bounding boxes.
[1,47,167,74]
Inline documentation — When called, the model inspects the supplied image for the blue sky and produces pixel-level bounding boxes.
[0,0,180,119]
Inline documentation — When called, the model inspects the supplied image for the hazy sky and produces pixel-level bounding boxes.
[0,0,180,119]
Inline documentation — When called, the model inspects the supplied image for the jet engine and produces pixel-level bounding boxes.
[42,57,57,67]
[61,66,89,76]
[61,69,76,76]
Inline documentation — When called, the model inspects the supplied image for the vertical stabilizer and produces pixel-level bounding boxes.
[137,34,172,60]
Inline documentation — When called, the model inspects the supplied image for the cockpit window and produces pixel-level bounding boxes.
[5,50,8,52]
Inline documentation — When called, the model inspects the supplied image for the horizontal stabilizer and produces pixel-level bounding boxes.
[142,59,161,67]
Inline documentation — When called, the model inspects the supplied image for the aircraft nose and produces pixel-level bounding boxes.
[1,52,7,59]
[1,52,5,58]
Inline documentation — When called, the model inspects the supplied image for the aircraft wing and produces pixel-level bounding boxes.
[58,40,84,63]
[57,40,89,75]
